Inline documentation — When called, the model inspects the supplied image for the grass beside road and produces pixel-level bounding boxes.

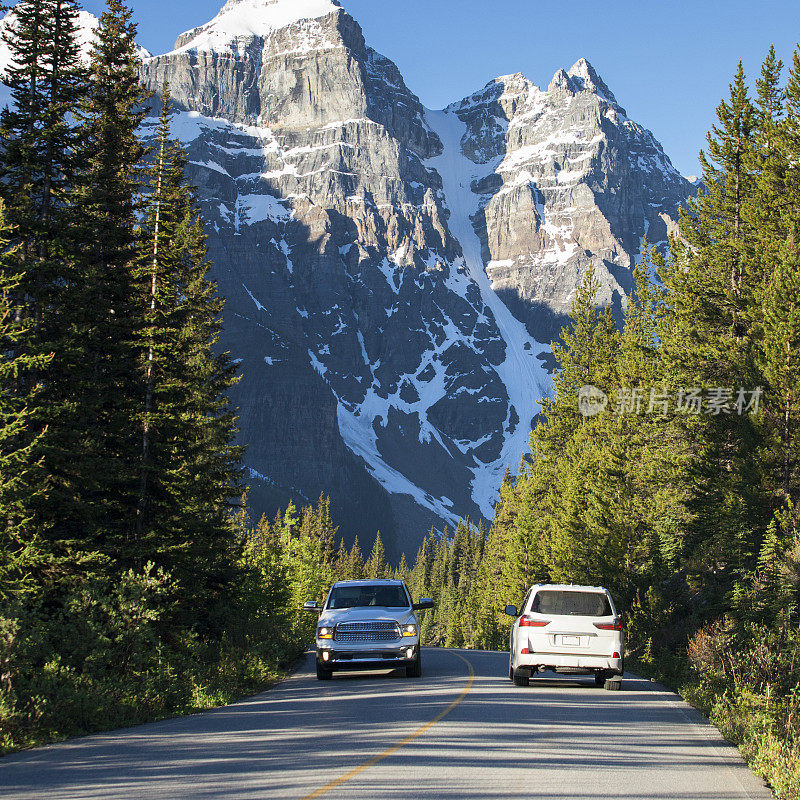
[0,634,305,756]
[628,651,800,800]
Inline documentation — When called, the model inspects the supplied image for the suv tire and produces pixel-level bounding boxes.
[594,671,606,687]
[316,662,333,681]
[406,651,422,678]
[513,668,530,687]
[604,677,622,691]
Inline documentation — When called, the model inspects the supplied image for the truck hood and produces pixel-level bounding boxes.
[319,607,416,626]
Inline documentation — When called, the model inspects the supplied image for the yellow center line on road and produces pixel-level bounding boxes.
[299,652,475,800]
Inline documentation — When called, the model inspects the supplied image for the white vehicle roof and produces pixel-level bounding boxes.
[529,584,610,593]
[331,579,405,587]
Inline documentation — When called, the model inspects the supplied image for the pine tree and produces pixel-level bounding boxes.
[133,87,244,606]
[278,500,299,556]
[289,504,332,615]
[408,531,434,605]
[762,232,800,506]
[448,520,468,590]
[0,0,90,555]
[661,62,765,581]
[663,63,757,384]
[444,593,465,648]
[0,205,52,600]
[366,532,387,579]
[239,514,291,637]
[395,552,410,583]
[748,45,785,309]
[472,481,515,649]
[51,0,151,567]
[759,47,800,510]
[333,538,349,580]
[543,265,619,447]
[616,246,686,575]
[347,535,365,580]
[0,0,86,321]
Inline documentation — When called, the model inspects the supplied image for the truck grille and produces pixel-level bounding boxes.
[334,621,400,642]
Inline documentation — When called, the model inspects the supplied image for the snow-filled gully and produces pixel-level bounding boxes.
[425,109,551,517]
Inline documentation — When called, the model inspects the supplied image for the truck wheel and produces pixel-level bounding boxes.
[513,668,530,687]
[406,651,422,678]
[316,662,333,681]
[604,677,622,691]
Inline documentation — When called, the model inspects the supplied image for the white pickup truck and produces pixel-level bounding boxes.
[304,579,434,680]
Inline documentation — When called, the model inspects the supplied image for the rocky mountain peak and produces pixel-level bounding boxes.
[447,55,692,348]
[566,57,617,103]
[546,68,571,93]
[547,59,619,107]
[492,72,531,91]
[172,0,343,53]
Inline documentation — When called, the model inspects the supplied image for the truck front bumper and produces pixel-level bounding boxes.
[316,642,418,670]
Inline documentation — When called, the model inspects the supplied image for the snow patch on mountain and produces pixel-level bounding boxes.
[171,0,342,53]
[336,403,462,527]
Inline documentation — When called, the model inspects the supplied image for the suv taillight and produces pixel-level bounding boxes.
[519,616,549,628]
[594,620,623,631]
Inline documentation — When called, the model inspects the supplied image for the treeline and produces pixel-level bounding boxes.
[239,496,398,634]
[0,0,297,751]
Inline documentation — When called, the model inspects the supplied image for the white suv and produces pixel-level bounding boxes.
[304,580,433,681]
[505,584,624,690]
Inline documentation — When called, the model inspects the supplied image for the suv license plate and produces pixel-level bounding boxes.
[561,635,580,646]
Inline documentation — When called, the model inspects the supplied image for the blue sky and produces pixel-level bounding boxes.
[82,0,800,177]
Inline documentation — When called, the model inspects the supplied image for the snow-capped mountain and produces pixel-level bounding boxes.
[136,0,694,556]
[2,1,694,556]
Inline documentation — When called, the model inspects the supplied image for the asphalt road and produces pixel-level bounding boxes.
[0,648,773,800]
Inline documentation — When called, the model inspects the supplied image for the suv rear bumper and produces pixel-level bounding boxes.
[317,643,418,670]
[517,652,623,674]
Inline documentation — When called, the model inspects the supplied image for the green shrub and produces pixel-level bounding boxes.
[0,561,305,755]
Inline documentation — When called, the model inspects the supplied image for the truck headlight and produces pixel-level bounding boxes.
[402,624,418,637]
[317,626,334,639]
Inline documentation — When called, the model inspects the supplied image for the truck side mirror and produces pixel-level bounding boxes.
[412,598,434,611]
[302,600,321,612]
[503,605,518,617]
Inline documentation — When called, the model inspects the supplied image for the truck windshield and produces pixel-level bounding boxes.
[327,585,409,609]
[531,591,612,617]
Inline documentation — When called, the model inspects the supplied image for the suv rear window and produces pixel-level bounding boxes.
[327,585,409,609]
[531,591,611,617]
